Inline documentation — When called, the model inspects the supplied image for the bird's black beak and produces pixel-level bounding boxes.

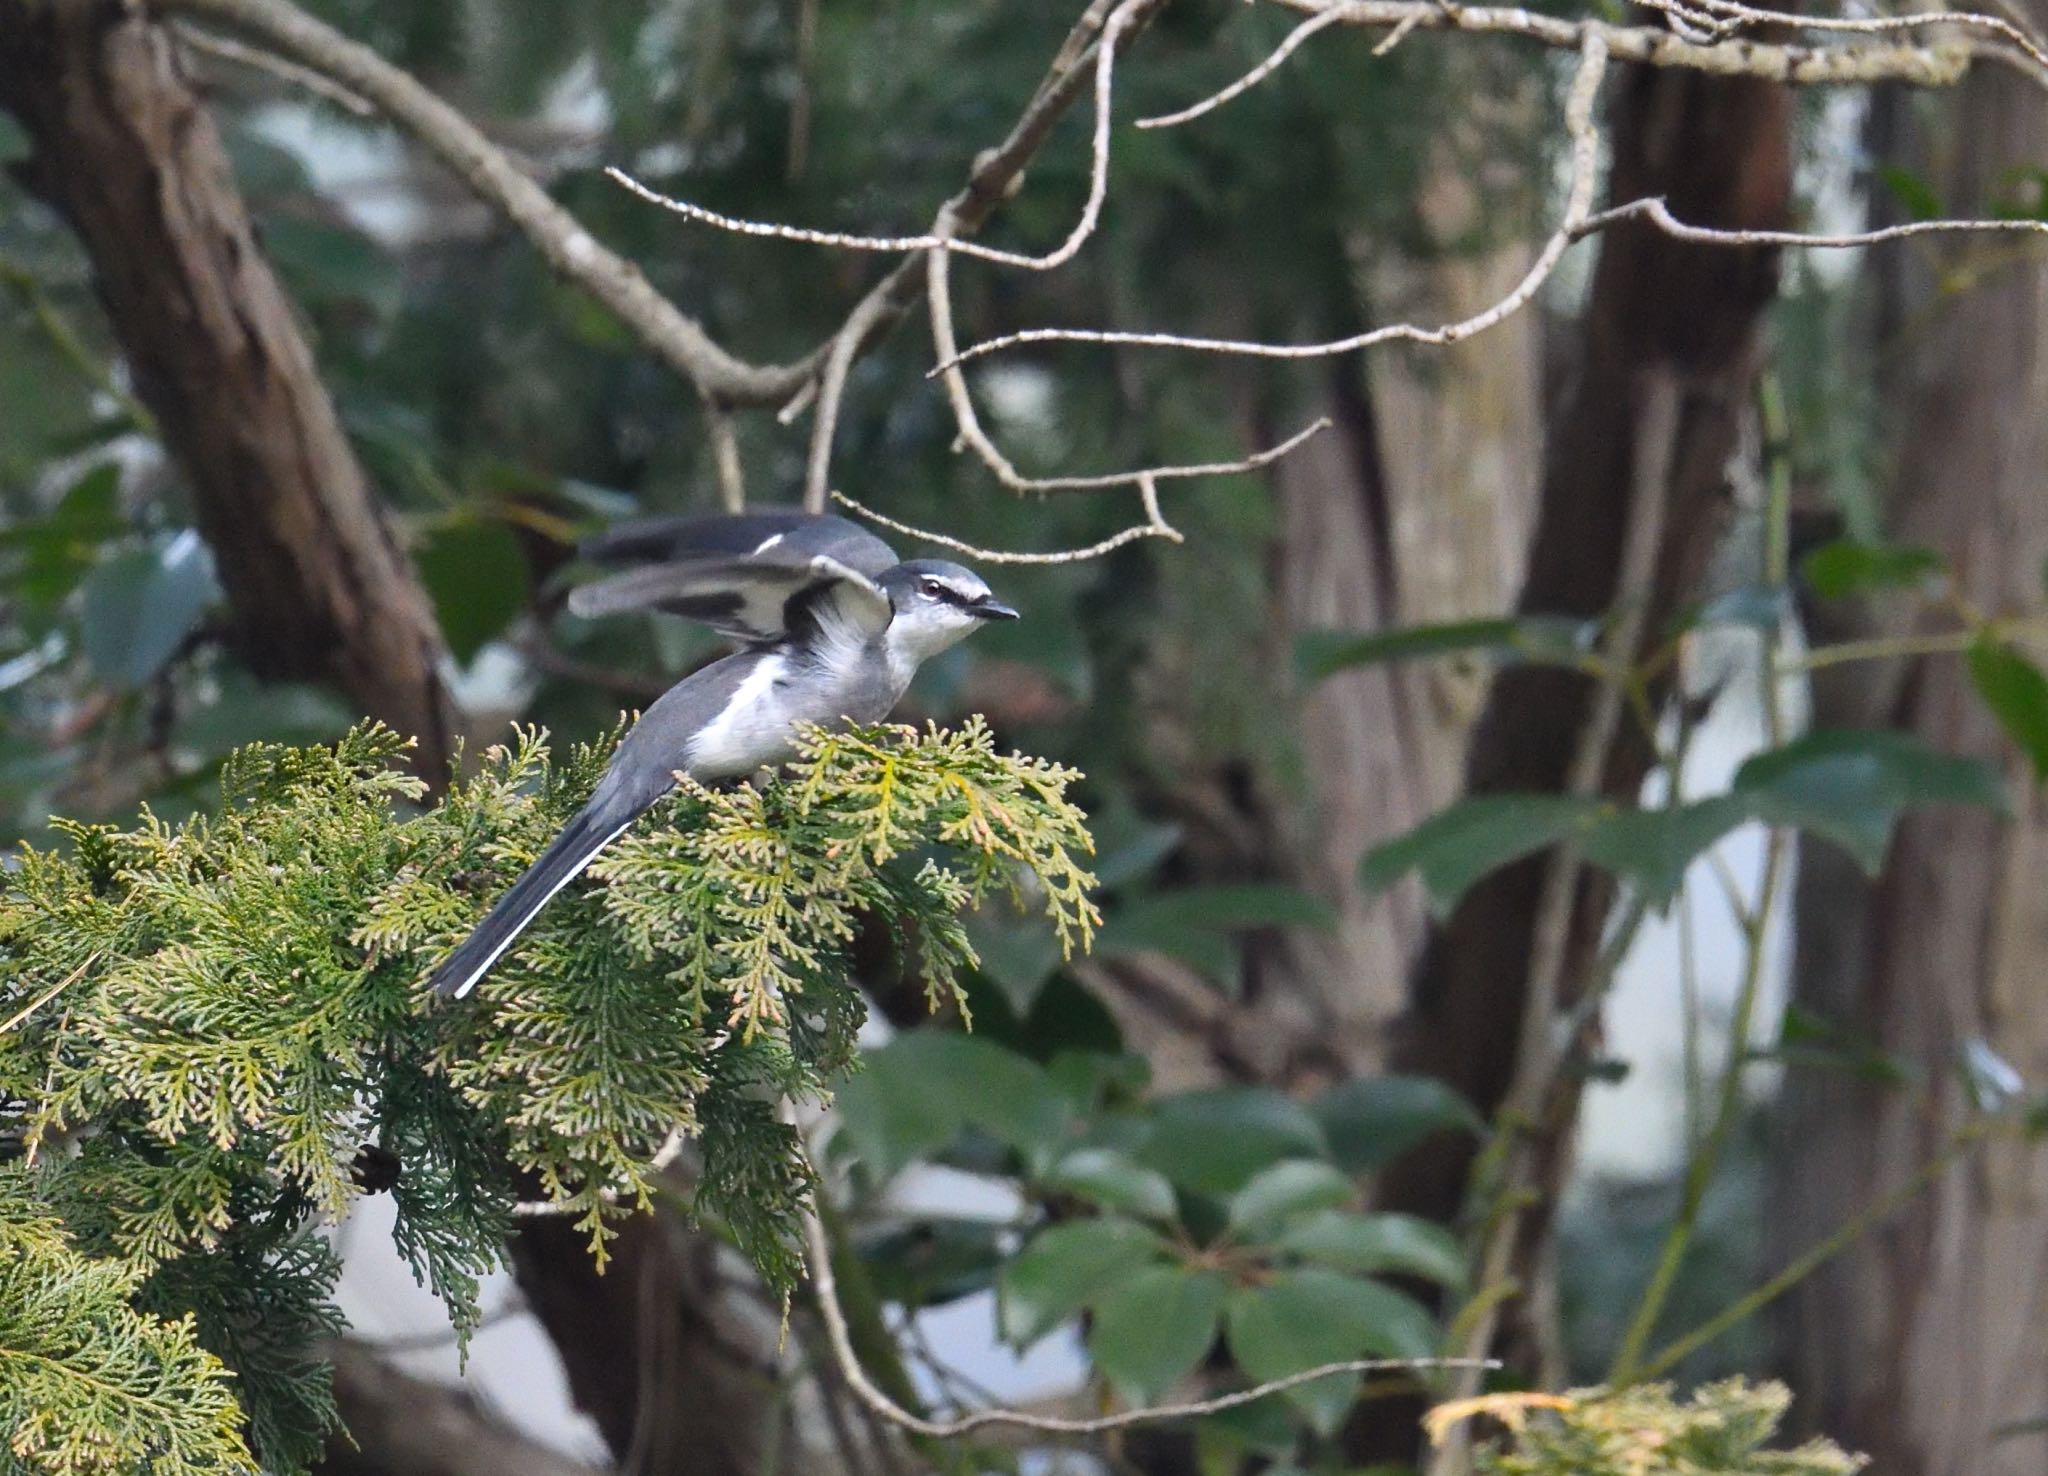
[970,595,1020,621]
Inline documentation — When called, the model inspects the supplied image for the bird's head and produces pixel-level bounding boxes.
[880,559,1018,665]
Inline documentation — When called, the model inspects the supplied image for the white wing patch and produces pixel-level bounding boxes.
[808,555,893,634]
[752,532,786,555]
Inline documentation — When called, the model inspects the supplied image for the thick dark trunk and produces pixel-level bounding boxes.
[0,0,457,776]
[1774,18,2048,1467]
[1380,55,1792,1368]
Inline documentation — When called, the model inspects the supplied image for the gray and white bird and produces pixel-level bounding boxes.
[429,510,1017,1000]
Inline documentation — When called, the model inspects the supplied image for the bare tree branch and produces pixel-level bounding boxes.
[153,0,819,408]
[1264,0,1974,83]
[1580,193,2048,246]
[938,34,1612,370]
[833,477,1186,565]
[605,0,1149,275]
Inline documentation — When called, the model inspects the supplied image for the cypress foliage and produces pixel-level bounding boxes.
[0,719,1097,1473]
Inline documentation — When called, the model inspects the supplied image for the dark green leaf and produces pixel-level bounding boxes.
[1275,1210,1466,1287]
[835,1032,1071,1179]
[1099,884,1334,981]
[1577,796,1752,904]
[261,215,402,320]
[1967,638,2048,779]
[1227,1160,1353,1241]
[996,1217,1165,1347]
[415,519,529,663]
[1313,1074,1482,1173]
[1877,164,1942,222]
[1225,1270,1439,1434]
[1296,616,1591,682]
[1087,805,1184,889]
[963,897,1065,1016]
[1139,1089,1330,1195]
[1732,728,2008,873]
[78,531,220,689]
[1799,539,1942,599]
[1042,1147,1178,1222]
[1362,794,1599,915]
[1088,1266,1226,1401]
[1991,166,2048,221]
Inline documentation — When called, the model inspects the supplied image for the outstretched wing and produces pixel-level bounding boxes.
[567,511,899,646]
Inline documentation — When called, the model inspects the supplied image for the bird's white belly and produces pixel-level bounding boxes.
[681,652,900,780]
[682,657,800,779]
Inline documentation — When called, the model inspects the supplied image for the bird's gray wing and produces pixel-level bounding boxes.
[568,512,898,645]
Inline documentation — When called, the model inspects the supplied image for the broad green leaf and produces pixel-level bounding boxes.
[1088,1266,1226,1402]
[997,1217,1165,1347]
[1275,1210,1467,1287]
[1967,638,2048,779]
[1362,794,1598,915]
[1732,728,2008,873]
[78,530,220,689]
[1225,1270,1440,1434]
[1296,616,1592,683]
[1227,1160,1353,1241]
[1577,795,1752,903]
[836,1032,1071,1179]
[415,517,529,663]
[860,1219,1007,1306]
[1042,1147,1178,1222]
[1313,1074,1482,1173]
[1138,1089,1330,1195]
[1800,539,1942,598]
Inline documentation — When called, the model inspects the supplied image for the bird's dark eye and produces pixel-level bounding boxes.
[920,578,945,598]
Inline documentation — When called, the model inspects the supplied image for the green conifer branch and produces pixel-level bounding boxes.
[0,718,1099,1472]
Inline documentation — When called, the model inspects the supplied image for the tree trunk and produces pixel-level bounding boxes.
[1773,26,2048,1468]
[1380,53,1791,1372]
[0,0,457,777]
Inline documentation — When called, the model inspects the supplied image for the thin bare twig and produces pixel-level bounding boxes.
[833,474,1185,564]
[1580,193,2048,247]
[939,32,1611,371]
[706,405,747,512]
[800,1205,1493,1438]
[927,207,1335,493]
[1138,2,1363,128]
[606,0,1149,275]
[1264,0,1973,84]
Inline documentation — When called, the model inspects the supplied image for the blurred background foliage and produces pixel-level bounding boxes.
[6,0,2048,1472]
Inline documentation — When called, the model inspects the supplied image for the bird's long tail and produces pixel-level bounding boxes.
[429,795,641,999]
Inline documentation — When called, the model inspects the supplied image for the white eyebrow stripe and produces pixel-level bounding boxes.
[752,532,785,555]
